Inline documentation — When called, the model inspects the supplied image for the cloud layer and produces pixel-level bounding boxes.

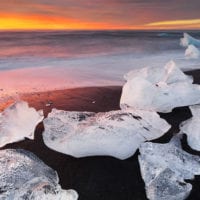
[0,0,200,29]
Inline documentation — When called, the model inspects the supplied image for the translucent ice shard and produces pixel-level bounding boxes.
[180,33,200,47]
[43,108,170,160]
[120,61,200,113]
[0,149,78,200]
[180,105,200,151]
[139,136,200,200]
[0,101,44,147]
[185,44,200,59]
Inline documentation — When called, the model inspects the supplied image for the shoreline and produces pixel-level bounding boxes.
[0,86,122,114]
[1,68,200,112]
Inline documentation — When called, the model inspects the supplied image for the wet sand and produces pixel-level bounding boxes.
[1,70,200,200]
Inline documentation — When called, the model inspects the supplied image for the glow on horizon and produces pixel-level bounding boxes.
[1,16,199,30]
[0,13,141,30]
[0,14,200,31]
[0,14,107,30]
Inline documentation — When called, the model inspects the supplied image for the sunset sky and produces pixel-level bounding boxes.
[0,0,200,30]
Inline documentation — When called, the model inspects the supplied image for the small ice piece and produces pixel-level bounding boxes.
[180,33,200,47]
[139,136,200,200]
[43,108,170,160]
[120,60,200,113]
[46,101,53,107]
[180,105,200,151]
[185,44,200,59]
[0,149,78,200]
[0,101,44,147]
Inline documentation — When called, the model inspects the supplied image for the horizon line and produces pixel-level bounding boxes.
[0,28,200,32]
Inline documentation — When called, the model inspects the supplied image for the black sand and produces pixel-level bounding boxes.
[1,70,200,200]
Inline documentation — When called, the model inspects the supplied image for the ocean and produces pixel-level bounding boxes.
[0,30,200,100]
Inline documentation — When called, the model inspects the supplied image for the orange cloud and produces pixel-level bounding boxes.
[146,19,200,29]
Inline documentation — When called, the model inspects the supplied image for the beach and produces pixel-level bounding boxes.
[0,69,200,200]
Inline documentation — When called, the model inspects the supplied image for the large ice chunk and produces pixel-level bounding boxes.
[185,44,200,59]
[139,136,200,200]
[0,101,44,147]
[120,61,200,113]
[180,105,200,151]
[0,149,78,200]
[180,33,200,47]
[43,108,170,160]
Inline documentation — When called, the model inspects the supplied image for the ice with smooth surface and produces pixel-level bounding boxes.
[180,33,200,47]
[0,101,44,147]
[43,108,170,160]
[0,149,78,200]
[120,60,200,113]
[180,105,200,151]
[185,44,200,59]
[139,136,200,200]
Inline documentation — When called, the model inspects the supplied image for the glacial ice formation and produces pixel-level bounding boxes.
[185,44,200,59]
[0,149,78,200]
[0,101,44,147]
[43,108,170,160]
[180,105,200,151]
[139,136,200,200]
[120,60,200,113]
[180,33,200,47]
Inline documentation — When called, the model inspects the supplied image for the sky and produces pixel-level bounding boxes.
[0,0,200,30]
